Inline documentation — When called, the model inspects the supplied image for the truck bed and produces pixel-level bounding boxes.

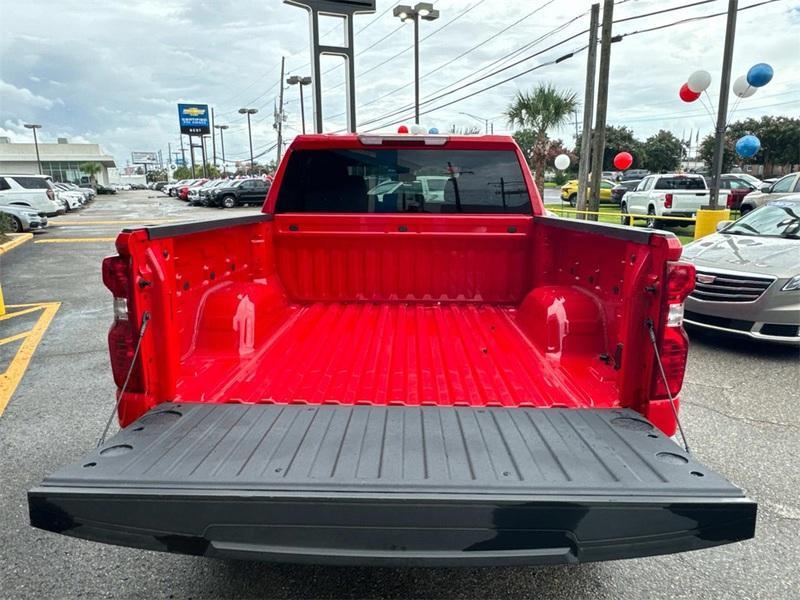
[179,302,617,408]
[30,404,756,565]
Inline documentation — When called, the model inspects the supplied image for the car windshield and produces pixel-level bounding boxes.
[724,202,800,238]
[276,148,530,214]
[736,173,762,186]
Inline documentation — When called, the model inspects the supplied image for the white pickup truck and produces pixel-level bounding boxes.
[621,173,712,228]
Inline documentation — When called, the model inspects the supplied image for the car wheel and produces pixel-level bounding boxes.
[620,203,629,225]
[222,195,236,209]
[646,206,659,229]
[8,216,23,233]
[568,193,577,207]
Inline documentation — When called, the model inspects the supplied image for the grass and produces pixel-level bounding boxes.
[544,203,696,245]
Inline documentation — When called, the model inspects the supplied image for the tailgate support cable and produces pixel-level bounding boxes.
[646,319,690,454]
[97,312,151,447]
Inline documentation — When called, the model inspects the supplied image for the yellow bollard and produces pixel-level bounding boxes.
[694,208,731,240]
[0,282,5,316]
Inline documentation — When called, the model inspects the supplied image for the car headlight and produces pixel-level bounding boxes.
[782,275,800,292]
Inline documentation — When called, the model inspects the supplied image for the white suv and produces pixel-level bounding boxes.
[0,174,64,216]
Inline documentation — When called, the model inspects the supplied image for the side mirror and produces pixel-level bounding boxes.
[716,220,733,232]
[759,183,772,193]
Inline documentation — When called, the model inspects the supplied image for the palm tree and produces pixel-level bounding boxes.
[506,84,578,195]
[80,162,102,192]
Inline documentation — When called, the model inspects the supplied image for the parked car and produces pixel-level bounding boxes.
[30,133,755,567]
[682,196,800,344]
[54,183,85,211]
[178,179,208,201]
[601,170,620,181]
[719,174,758,211]
[0,174,64,216]
[621,169,650,181]
[739,172,800,215]
[208,178,269,208]
[96,184,116,195]
[560,178,615,206]
[194,179,233,206]
[621,173,709,228]
[154,182,168,192]
[166,179,192,196]
[0,204,48,232]
[611,179,641,204]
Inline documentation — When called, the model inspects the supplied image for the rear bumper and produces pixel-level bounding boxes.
[29,488,756,567]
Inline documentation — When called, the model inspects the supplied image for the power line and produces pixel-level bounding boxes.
[360,0,783,133]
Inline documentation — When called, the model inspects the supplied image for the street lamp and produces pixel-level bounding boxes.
[286,75,312,135]
[238,108,258,174]
[214,124,229,175]
[458,112,494,135]
[24,123,43,174]
[393,3,440,124]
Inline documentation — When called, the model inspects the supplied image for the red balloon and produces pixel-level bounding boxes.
[679,83,701,103]
[614,151,633,171]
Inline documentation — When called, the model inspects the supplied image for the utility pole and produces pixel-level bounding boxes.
[588,0,614,221]
[211,107,217,169]
[709,0,738,210]
[576,3,600,218]
[276,56,286,166]
[168,142,172,181]
[179,135,186,168]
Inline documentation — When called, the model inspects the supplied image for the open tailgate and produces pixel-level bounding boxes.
[29,404,756,566]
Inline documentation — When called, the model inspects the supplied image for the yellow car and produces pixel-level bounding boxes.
[560,179,616,206]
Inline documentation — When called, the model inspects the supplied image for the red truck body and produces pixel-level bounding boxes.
[29,134,755,567]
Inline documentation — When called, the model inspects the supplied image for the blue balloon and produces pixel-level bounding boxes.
[428,127,439,134]
[736,135,761,158]
[746,63,773,88]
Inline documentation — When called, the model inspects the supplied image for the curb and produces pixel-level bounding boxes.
[0,233,34,256]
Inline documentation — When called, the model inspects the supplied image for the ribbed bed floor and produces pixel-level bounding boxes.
[181,303,616,408]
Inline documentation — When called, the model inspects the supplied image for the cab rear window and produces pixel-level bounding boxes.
[654,177,705,190]
[275,148,531,214]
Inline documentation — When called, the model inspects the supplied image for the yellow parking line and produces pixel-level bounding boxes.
[0,306,44,321]
[0,302,61,416]
[0,330,32,346]
[53,219,183,225]
[34,237,117,244]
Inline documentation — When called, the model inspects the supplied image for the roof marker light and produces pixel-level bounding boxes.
[410,124,427,135]
[398,125,409,134]
[429,127,439,134]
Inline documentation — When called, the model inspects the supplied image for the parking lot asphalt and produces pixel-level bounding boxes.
[0,191,798,599]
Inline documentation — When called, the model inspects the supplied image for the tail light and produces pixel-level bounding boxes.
[726,193,735,209]
[102,255,145,392]
[664,193,673,209]
[651,261,695,399]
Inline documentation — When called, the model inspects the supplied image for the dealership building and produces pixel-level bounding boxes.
[0,137,116,185]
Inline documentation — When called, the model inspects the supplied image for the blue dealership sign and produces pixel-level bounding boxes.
[178,103,210,135]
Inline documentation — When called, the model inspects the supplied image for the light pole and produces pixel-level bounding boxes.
[287,75,313,134]
[24,124,43,174]
[458,112,492,134]
[238,108,258,174]
[214,124,229,175]
[394,3,440,124]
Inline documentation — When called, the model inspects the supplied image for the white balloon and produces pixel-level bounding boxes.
[554,153,571,171]
[687,70,712,93]
[410,124,427,135]
[733,75,757,98]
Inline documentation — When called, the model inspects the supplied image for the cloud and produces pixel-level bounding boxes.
[0,0,797,165]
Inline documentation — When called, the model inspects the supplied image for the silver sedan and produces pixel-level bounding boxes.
[1,204,49,233]
[682,195,800,345]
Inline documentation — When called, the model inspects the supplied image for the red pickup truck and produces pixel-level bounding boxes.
[29,134,755,567]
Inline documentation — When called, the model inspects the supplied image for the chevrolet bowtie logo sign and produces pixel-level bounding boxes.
[178,103,211,135]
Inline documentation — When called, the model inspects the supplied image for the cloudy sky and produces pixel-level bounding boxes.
[1,0,798,168]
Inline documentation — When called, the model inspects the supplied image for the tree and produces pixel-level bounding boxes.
[173,166,192,180]
[449,124,482,135]
[506,84,578,195]
[574,125,646,171]
[643,130,683,173]
[698,116,800,176]
[80,162,103,191]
